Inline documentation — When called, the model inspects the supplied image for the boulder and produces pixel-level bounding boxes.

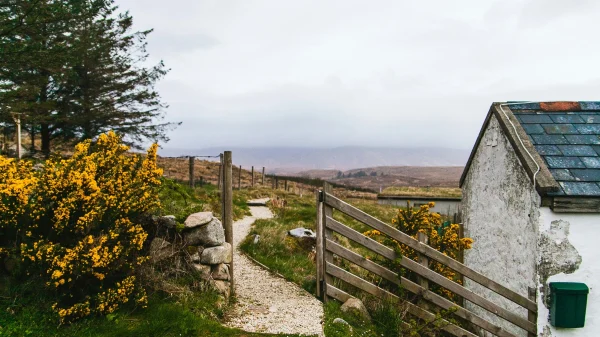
[184,212,213,229]
[213,280,231,298]
[288,227,316,250]
[200,243,232,264]
[211,264,230,281]
[149,238,173,263]
[192,263,212,280]
[332,318,353,332]
[247,198,270,206]
[184,218,225,247]
[253,234,260,244]
[341,298,371,322]
[190,252,201,263]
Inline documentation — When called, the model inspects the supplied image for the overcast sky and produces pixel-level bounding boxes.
[118,0,600,150]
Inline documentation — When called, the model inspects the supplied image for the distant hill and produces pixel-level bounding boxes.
[297,166,464,191]
[158,146,469,172]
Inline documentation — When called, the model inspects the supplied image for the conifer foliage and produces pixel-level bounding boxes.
[0,0,174,154]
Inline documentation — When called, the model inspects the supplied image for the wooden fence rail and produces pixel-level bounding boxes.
[316,184,536,337]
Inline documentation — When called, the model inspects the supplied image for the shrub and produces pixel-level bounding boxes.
[365,202,473,303]
[1,131,162,323]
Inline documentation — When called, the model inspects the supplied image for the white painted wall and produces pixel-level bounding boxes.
[537,208,598,337]
[461,115,541,337]
[377,198,461,216]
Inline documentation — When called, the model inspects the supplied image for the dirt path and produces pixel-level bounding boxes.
[225,205,324,336]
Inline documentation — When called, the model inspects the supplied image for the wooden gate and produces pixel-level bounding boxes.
[315,184,536,337]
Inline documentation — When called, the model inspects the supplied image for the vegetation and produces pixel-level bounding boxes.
[380,186,462,198]
[0,134,293,336]
[0,0,176,154]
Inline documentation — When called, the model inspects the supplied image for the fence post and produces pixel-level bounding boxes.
[275,177,279,190]
[222,151,234,295]
[417,232,429,291]
[238,165,242,190]
[218,153,223,189]
[285,180,288,191]
[200,176,203,186]
[316,189,324,298]
[188,157,195,188]
[322,182,334,302]
[262,167,265,185]
[528,287,537,337]
[251,166,254,187]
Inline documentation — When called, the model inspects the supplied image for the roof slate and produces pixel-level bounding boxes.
[512,103,600,196]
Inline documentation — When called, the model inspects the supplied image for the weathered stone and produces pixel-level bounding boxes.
[288,227,317,250]
[190,252,201,263]
[213,280,231,298]
[184,212,213,229]
[149,238,173,263]
[332,318,353,332]
[253,234,260,244]
[200,243,232,264]
[341,298,371,322]
[211,264,230,281]
[184,218,225,247]
[192,263,211,280]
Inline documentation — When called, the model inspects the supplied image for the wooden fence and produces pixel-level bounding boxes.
[316,183,537,337]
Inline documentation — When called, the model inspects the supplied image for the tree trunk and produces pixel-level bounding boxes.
[41,123,50,156]
[30,123,35,152]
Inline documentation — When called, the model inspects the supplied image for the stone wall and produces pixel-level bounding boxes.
[149,212,232,298]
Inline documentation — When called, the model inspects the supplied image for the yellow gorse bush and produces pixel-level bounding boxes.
[1,132,162,323]
[365,202,473,303]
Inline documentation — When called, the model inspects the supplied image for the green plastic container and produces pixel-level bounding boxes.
[550,282,589,328]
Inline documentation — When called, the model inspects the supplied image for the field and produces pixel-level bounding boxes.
[380,186,462,198]
[296,166,463,192]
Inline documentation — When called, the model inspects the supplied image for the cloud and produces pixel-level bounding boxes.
[116,0,600,151]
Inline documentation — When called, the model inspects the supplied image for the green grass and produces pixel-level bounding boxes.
[380,186,462,198]
[240,191,318,293]
[0,274,304,337]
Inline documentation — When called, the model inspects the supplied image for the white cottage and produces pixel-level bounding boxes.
[461,102,599,337]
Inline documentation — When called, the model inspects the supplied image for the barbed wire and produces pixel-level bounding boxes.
[158,154,222,159]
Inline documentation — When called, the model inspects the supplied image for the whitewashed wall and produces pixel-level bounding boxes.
[377,198,461,216]
[461,115,540,337]
[537,208,598,337]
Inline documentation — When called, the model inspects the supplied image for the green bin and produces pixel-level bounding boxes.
[550,282,589,328]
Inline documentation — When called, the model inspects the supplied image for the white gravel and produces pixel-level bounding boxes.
[226,206,324,336]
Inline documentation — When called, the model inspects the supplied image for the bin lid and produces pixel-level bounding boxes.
[550,282,589,294]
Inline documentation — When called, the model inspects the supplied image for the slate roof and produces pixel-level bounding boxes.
[511,102,600,196]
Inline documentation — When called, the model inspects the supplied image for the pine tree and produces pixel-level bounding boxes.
[59,0,174,148]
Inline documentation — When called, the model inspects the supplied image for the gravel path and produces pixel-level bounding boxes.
[225,206,324,336]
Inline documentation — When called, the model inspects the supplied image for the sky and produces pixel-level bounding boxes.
[118,0,600,150]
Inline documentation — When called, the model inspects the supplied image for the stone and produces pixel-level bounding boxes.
[149,238,173,263]
[253,234,260,244]
[288,227,316,250]
[340,298,371,322]
[213,280,231,298]
[211,264,230,281]
[184,218,225,247]
[190,252,201,263]
[288,227,316,238]
[192,263,211,280]
[184,212,213,229]
[247,198,270,206]
[200,243,232,264]
[332,318,352,332]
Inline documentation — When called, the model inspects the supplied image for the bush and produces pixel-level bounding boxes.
[365,202,473,303]
[1,132,162,323]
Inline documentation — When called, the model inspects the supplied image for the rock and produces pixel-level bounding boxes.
[213,280,231,298]
[253,234,260,244]
[211,264,230,281]
[149,238,173,263]
[288,227,316,250]
[288,227,316,239]
[184,212,213,229]
[3,256,19,274]
[200,243,232,264]
[152,215,177,229]
[184,218,225,247]
[190,252,201,263]
[192,263,212,279]
[247,198,270,206]
[341,298,371,322]
[332,318,353,332]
